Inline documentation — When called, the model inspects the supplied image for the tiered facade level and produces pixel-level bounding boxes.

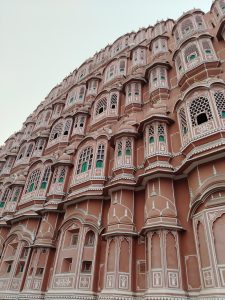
[1,1,225,299]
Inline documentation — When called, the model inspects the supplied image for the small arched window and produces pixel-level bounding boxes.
[185,44,199,63]
[119,60,125,73]
[179,108,188,135]
[26,143,34,157]
[214,90,225,118]
[96,144,105,168]
[96,98,107,115]
[40,166,51,189]
[149,126,154,143]
[50,122,63,141]
[125,138,132,156]
[117,141,122,157]
[25,169,42,193]
[158,124,165,142]
[58,168,66,183]
[110,94,118,109]
[77,147,93,174]
[84,231,95,247]
[195,15,204,29]
[79,86,85,100]
[18,146,26,160]
[63,119,72,136]
[181,18,194,35]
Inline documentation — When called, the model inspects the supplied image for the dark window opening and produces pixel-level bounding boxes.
[53,133,58,140]
[197,113,208,125]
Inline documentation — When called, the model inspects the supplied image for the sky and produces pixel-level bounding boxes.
[0,0,212,145]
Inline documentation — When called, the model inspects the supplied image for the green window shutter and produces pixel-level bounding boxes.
[183,127,188,134]
[149,136,154,144]
[205,49,211,54]
[159,135,165,142]
[58,177,64,183]
[96,160,103,168]
[189,53,197,61]
[40,181,47,189]
[118,150,122,157]
[81,162,88,173]
[126,149,131,156]
[28,183,35,193]
[0,201,5,208]
[160,76,165,80]
[222,111,225,118]
[69,97,74,103]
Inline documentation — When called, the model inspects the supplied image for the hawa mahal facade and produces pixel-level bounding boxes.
[1,1,225,299]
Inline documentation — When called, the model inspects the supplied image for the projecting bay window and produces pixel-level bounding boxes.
[145,123,168,157]
[105,59,127,83]
[114,137,134,168]
[125,82,141,106]
[149,67,169,92]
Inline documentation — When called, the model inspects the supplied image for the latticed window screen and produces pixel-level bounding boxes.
[36,139,45,151]
[26,169,41,193]
[50,122,63,141]
[26,144,34,157]
[214,91,225,118]
[2,189,11,202]
[119,60,125,73]
[158,124,165,142]
[202,40,212,54]
[117,141,122,156]
[110,94,118,109]
[179,108,188,135]
[185,44,199,62]
[53,168,58,183]
[134,83,140,95]
[195,15,204,28]
[77,147,93,174]
[181,19,194,35]
[189,96,213,126]
[125,138,132,156]
[96,144,105,168]
[79,87,85,99]
[18,146,26,160]
[80,116,85,127]
[58,168,66,182]
[96,98,107,115]
[7,157,14,168]
[12,188,21,202]
[176,55,183,72]
[63,119,72,135]
[149,125,155,143]
[40,167,51,189]
[160,68,166,80]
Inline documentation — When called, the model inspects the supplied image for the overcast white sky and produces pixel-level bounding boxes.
[0,0,212,145]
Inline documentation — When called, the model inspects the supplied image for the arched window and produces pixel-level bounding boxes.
[134,83,140,95]
[181,18,194,35]
[219,0,225,10]
[179,108,188,135]
[25,169,42,193]
[158,124,165,142]
[125,138,132,156]
[214,90,225,118]
[110,94,118,109]
[185,44,199,63]
[119,60,125,74]
[149,126,154,143]
[95,98,107,115]
[63,119,72,136]
[189,96,213,126]
[26,143,34,157]
[117,141,122,157]
[40,166,51,189]
[11,188,21,202]
[202,40,213,56]
[195,15,204,29]
[96,144,105,168]
[18,146,26,160]
[58,168,66,183]
[176,55,183,73]
[1,189,11,205]
[84,231,95,247]
[79,86,85,100]
[77,147,93,174]
[50,122,63,141]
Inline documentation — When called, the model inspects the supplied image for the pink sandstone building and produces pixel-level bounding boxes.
[1,1,225,299]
